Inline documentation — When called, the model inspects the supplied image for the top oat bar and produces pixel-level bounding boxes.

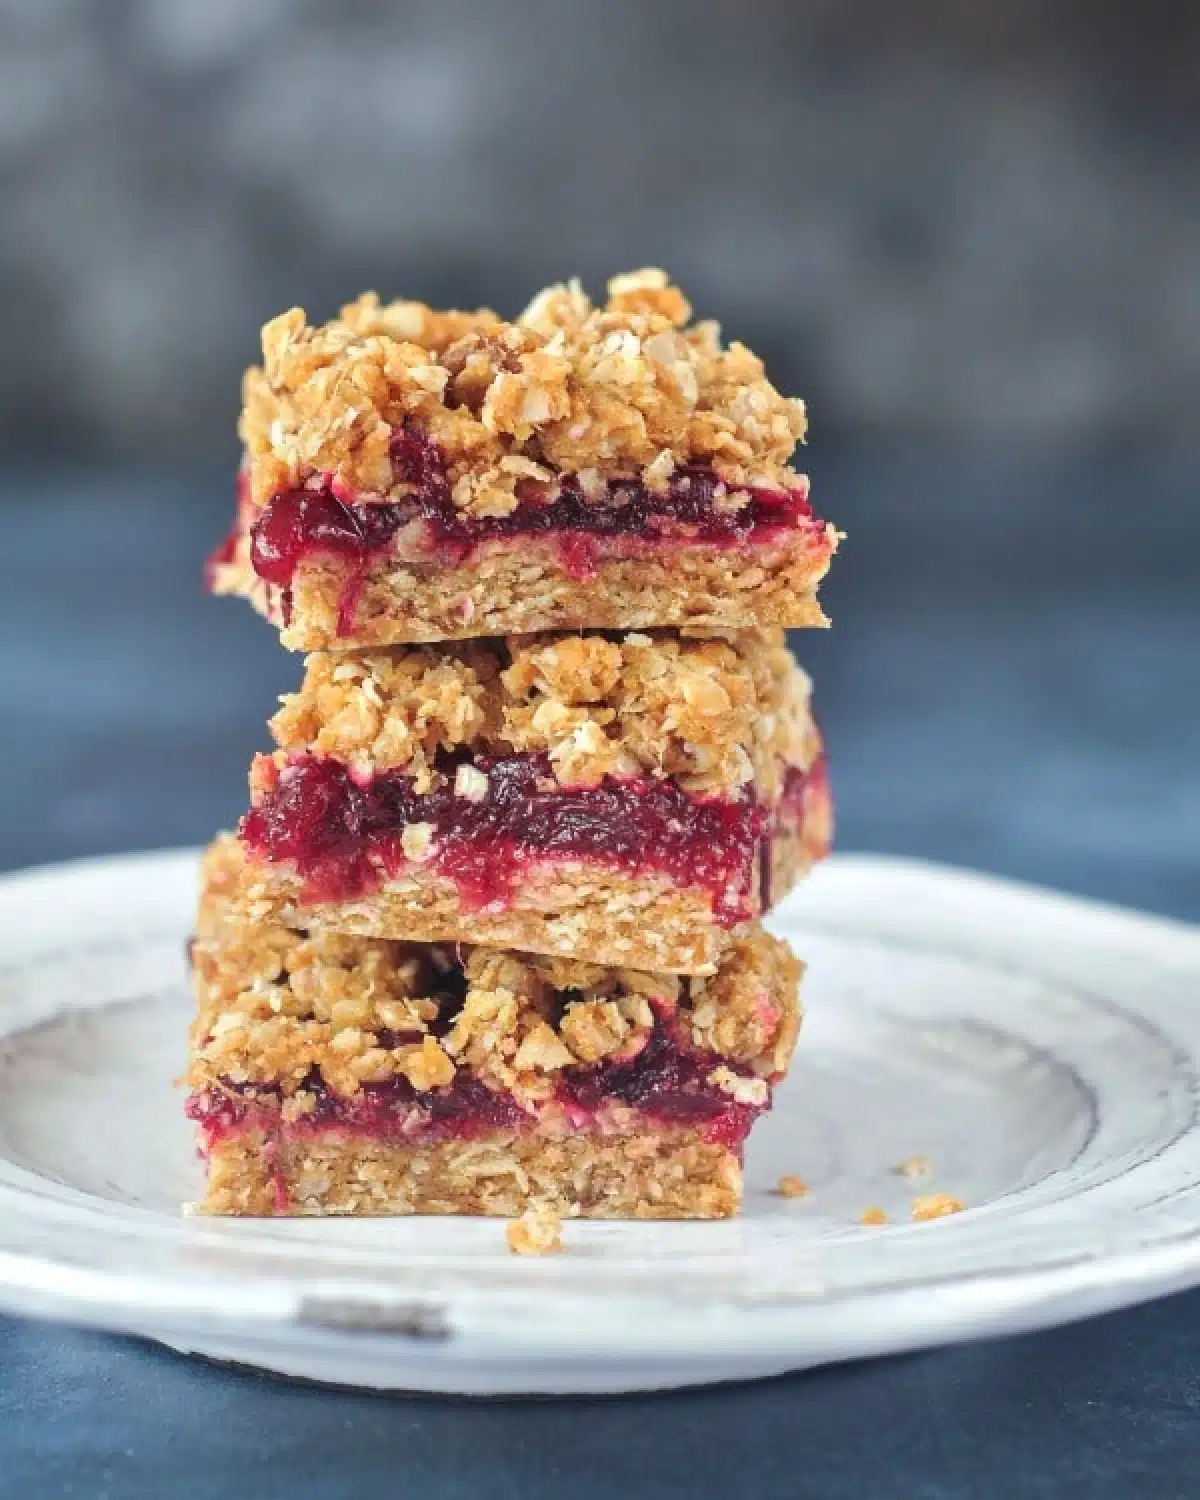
[208,269,839,649]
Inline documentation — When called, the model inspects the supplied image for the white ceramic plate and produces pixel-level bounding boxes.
[0,850,1198,1395]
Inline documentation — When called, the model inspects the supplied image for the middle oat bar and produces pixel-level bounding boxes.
[234,627,829,974]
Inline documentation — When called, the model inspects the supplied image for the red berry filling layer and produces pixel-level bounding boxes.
[240,750,803,924]
[209,425,825,633]
[187,1006,764,1161]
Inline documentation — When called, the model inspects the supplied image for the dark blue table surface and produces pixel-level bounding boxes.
[1,452,1197,1499]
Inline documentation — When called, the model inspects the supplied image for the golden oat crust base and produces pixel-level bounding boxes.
[209,524,835,649]
[196,1127,742,1220]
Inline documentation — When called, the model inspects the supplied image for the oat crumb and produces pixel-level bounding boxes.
[860,1206,889,1226]
[506,1205,564,1256]
[775,1174,810,1199]
[893,1155,933,1180]
[911,1193,965,1222]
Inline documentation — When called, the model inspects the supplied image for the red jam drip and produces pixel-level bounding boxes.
[186,1009,766,1156]
[237,425,818,615]
[203,526,239,589]
[785,754,830,856]
[240,751,769,923]
[780,761,812,820]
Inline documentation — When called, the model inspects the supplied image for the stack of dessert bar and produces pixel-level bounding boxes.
[188,269,838,1220]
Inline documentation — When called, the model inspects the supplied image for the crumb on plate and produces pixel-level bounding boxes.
[911,1192,965,1222]
[775,1174,810,1199]
[506,1205,564,1256]
[860,1206,889,1226]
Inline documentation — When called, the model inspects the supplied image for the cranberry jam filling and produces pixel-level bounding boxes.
[557,1013,760,1152]
[185,1069,529,1145]
[241,750,779,923]
[187,1007,764,1156]
[237,424,820,604]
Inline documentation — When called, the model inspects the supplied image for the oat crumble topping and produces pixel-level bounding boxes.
[240,269,809,516]
[263,628,817,800]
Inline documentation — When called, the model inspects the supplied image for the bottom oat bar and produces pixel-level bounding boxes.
[185,837,803,1219]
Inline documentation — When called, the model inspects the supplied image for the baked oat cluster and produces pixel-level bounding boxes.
[240,268,807,514]
[265,628,816,800]
[187,269,838,1223]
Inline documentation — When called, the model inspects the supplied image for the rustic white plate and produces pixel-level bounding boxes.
[0,850,1198,1395]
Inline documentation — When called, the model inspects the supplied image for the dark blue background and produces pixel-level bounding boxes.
[1,451,1196,1498]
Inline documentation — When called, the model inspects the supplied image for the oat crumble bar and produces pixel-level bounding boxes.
[233,629,830,973]
[207,269,838,648]
[186,836,804,1219]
